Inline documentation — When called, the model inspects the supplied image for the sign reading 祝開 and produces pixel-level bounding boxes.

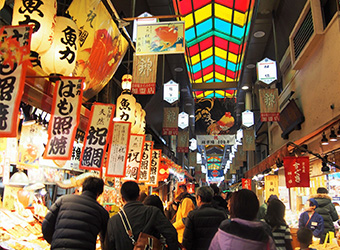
[124,134,145,181]
[44,77,84,160]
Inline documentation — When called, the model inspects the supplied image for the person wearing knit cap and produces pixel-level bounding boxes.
[310,187,339,243]
[299,198,324,240]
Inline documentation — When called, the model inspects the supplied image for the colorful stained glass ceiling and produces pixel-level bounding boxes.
[173,0,255,98]
[207,156,222,163]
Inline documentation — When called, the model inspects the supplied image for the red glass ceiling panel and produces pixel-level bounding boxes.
[203,65,213,75]
[215,37,228,50]
[199,37,213,51]
[229,42,239,55]
[178,0,193,15]
[216,65,226,75]
[189,44,199,56]
[235,0,250,12]
[227,70,235,79]
[193,0,211,10]
[194,71,202,80]
[215,0,234,8]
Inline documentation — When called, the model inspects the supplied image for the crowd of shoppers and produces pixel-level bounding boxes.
[42,177,339,250]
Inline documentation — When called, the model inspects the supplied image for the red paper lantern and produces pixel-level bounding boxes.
[158,163,169,181]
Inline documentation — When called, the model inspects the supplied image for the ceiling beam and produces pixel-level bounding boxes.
[192,82,238,90]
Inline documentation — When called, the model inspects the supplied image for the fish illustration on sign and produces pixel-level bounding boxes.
[155,25,178,51]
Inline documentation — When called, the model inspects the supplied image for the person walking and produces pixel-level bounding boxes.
[264,199,293,250]
[42,176,109,250]
[209,189,276,250]
[182,186,227,250]
[310,187,338,243]
[103,181,178,250]
[173,184,196,244]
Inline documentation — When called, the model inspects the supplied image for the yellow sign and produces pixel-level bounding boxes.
[265,175,278,202]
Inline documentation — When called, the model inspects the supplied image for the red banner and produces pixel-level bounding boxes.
[80,103,115,170]
[44,77,84,160]
[242,178,252,190]
[0,25,32,137]
[284,156,310,188]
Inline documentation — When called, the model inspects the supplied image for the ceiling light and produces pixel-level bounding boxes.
[321,132,329,145]
[254,31,265,38]
[189,115,195,118]
[181,88,188,92]
[174,67,183,72]
[241,85,249,90]
[329,127,337,142]
[246,64,255,69]
[186,103,192,106]
[321,161,330,173]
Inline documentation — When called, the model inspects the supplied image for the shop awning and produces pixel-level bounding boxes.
[245,143,290,178]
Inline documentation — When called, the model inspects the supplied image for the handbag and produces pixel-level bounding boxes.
[119,208,163,250]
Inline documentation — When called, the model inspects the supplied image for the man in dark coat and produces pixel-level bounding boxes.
[42,176,109,250]
[311,187,339,243]
[103,181,178,250]
[182,186,227,250]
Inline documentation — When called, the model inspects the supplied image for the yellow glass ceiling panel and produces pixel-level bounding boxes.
[215,4,232,22]
[204,91,213,97]
[191,54,200,65]
[195,78,203,83]
[226,77,234,82]
[185,13,194,29]
[216,72,225,81]
[203,72,214,81]
[215,47,227,59]
[234,10,246,26]
[201,47,213,60]
[194,4,212,24]
[215,90,226,96]
[228,52,238,64]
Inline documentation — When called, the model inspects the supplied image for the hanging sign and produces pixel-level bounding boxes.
[259,88,280,122]
[163,80,179,104]
[106,121,131,177]
[124,134,145,181]
[178,112,189,129]
[257,57,277,84]
[146,149,161,187]
[138,141,153,182]
[284,156,310,188]
[265,175,279,201]
[177,129,189,153]
[243,128,255,151]
[189,138,197,151]
[44,77,84,160]
[0,25,32,137]
[133,12,157,42]
[136,21,185,55]
[208,169,223,178]
[242,178,252,190]
[242,110,254,127]
[132,54,158,95]
[196,135,235,145]
[162,107,179,135]
[80,103,115,170]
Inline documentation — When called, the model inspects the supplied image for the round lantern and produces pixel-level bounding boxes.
[12,0,57,54]
[40,16,79,76]
[131,102,142,134]
[138,109,146,135]
[0,0,5,10]
[121,74,132,90]
[17,189,31,207]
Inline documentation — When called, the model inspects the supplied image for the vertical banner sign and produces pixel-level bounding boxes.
[106,122,131,177]
[264,175,279,202]
[162,107,179,135]
[284,156,310,188]
[80,103,115,170]
[44,77,84,160]
[259,88,280,122]
[146,149,161,187]
[243,128,255,151]
[132,54,158,95]
[188,152,197,167]
[124,134,145,181]
[237,145,247,162]
[138,141,153,182]
[242,178,252,190]
[177,129,189,153]
[0,25,32,137]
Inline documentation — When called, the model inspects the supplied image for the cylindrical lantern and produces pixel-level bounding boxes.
[12,0,57,54]
[138,109,146,135]
[131,102,142,134]
[0,0,5,10]
[115,93,136,126]
[40,16,79,76]
[122,74,132,90]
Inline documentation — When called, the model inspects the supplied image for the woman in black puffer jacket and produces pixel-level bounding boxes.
[310,187,339,243]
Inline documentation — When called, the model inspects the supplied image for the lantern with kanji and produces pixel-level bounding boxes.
[40,16,78,76]
[115,74,136,127]
[131,102,142,134]
[12,0,57,54]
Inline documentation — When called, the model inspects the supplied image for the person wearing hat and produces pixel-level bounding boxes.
[298,198,324,240]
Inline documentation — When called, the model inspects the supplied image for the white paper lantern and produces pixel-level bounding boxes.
[115,93,136,127]
[12,0,57,54]
[131,102,142,134]
[138,109,146,135]
[40,16,79,76]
